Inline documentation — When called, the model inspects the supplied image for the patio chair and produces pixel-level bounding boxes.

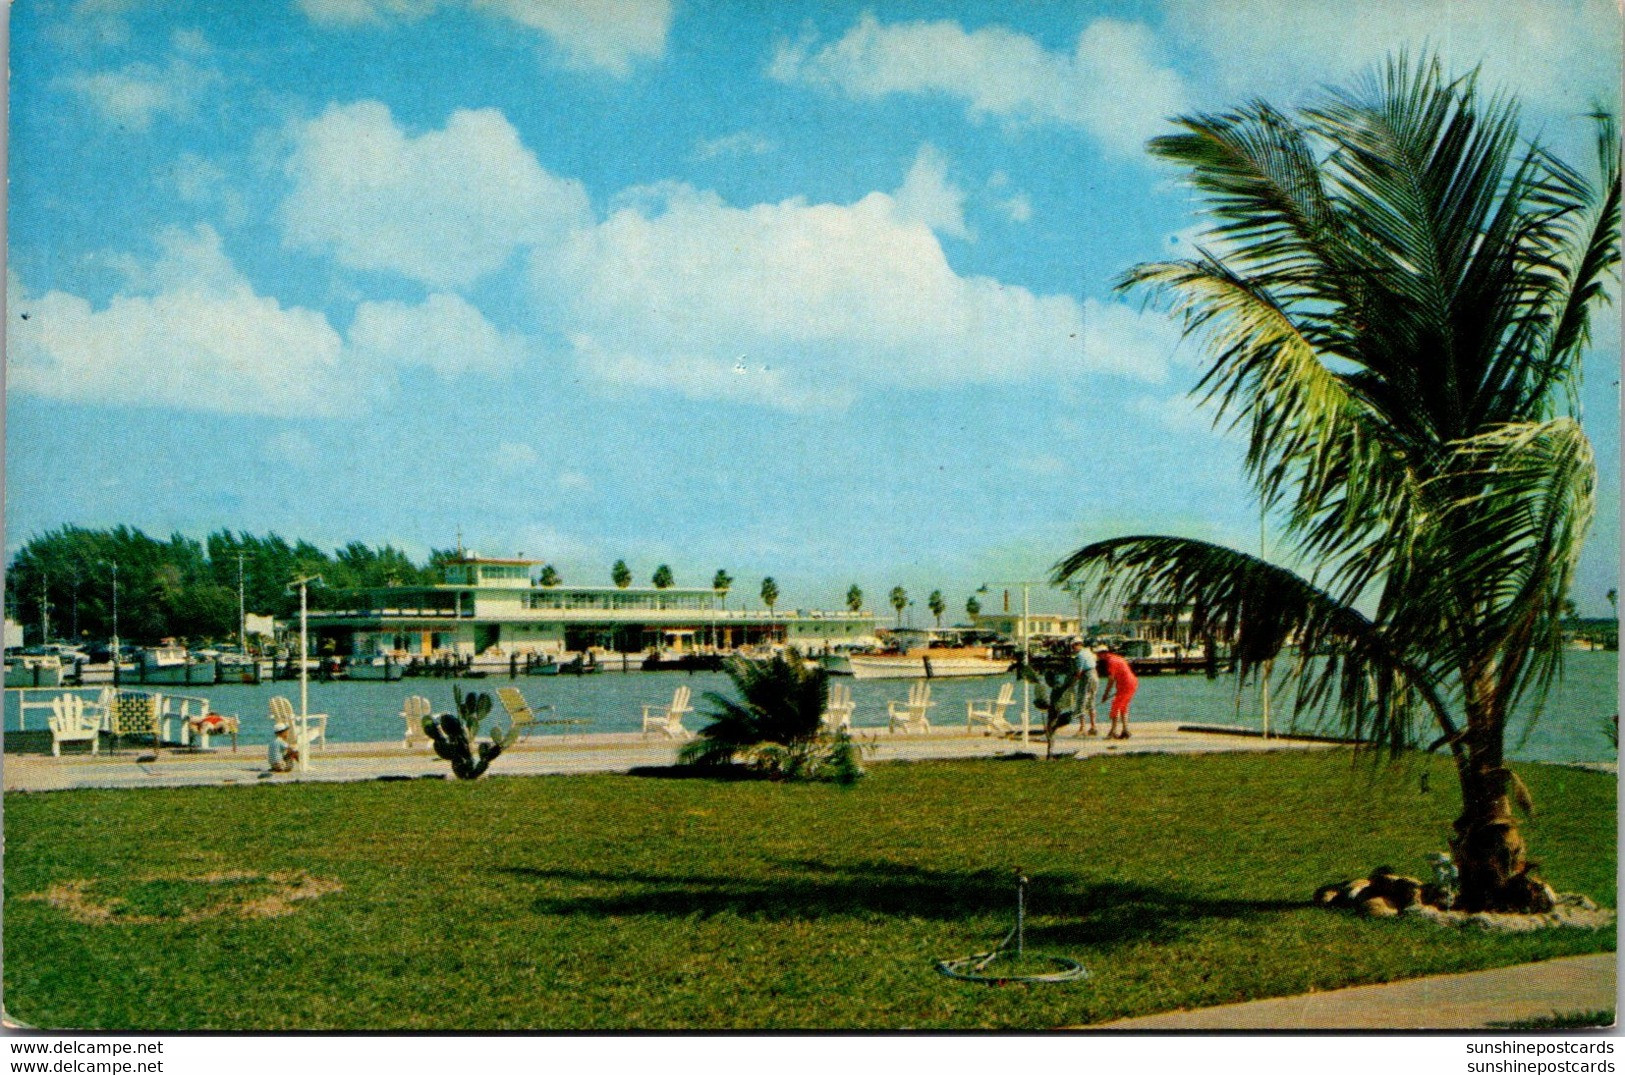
[821,683,855,732]
[496,686,559,739]
[887,681,934,733]
[107,691,162,752]
[270,695,328,752]
[641,685,693,738]
[48,694,100,756]
[966,682,1017,735]
[400,695,432,748]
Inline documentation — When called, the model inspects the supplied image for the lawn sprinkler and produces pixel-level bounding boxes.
[935,870,1089,984]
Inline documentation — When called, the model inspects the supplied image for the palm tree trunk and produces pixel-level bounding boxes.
[1449,663,1552,912]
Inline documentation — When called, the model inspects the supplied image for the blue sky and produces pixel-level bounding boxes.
[6,0,1620,617]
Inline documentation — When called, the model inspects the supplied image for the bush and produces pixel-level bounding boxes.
[679,653,864,784]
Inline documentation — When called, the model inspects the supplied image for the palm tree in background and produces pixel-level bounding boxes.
[967,595,981,618]
[611,560,631,589]
[1055,56,1618,912]
[760,577,779,616]
[888,586,907,627]
[652,564,675,589]
[538,564,560,587]
[846,584,863,613]
[713,569,732,609]
[928,590,946,627]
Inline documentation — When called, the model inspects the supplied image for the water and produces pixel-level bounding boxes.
[6,652,1618,763]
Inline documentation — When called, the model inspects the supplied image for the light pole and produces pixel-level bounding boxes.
[237,551,247,653]
[982,580,1045,747]
[104,561,120,686]
[286,574,322,773]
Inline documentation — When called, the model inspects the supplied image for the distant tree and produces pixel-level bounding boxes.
[539,564,561,587]
[612,560,632,589]
[889,586,907,626]
[652,564,675,589]
[846,584,863,613]
[967,595,981,618]
[1609,589,1618,615]
[713,569,733,607]
[760,577,780,615]
[928,590,946,626]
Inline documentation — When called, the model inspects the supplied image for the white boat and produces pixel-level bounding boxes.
[345,655,404,681]
[5,654,64,688]
[138,646,217,686]
[847,649,1013,680]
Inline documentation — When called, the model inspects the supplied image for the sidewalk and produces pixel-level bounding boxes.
[1,721,1330,792]
[1089,953,1617,1030]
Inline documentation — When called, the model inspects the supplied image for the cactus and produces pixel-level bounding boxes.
[422,686,516,779]
[1014,656,1079,759]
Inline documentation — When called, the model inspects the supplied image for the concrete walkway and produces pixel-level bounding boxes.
[2,721,1329,793]
[1090,953,1617,1030]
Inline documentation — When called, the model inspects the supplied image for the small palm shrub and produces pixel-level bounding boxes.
[680,652,865,783]
[423,686,517,780]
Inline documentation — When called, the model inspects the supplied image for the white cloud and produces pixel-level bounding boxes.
[557,470,593,492]
[770,14,1187,155]
[7,227,531,417]
[530,159,1182,407]
[7,228,350,417]
[997,193,1033,223]
[349,293,528,377]
[693,130,777,161]
[892,145,969,239]
[494,441,541,470]
[1167,0,1619,119]
[474,0,673,77]
[282,101,591,290]
[58,41,223,132]
[298,0,672,76]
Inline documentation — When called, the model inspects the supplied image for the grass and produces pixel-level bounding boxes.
[3,749,1615,1030]
[1488,1010,1615,1030]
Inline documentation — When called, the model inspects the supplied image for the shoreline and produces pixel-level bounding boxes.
[3,720,1343,793]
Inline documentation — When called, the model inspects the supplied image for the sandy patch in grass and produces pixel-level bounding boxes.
[25,870,342,924]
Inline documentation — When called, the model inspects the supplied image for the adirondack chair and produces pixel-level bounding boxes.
[641,685,693,738]
[966,682,1017,735]
[48,694,100,756]
[821,683,855,732]
[269,695,328,752]
[400,695,432,748]
[887,681,934,733]
[496,686,558,739]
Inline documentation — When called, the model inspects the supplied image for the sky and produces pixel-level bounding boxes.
[5,0,1621,619]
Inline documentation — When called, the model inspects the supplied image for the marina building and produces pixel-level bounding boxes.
[304,555,878,658]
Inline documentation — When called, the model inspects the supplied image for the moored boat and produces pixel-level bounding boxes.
[847,649,1013,679]
[138,645,217,686]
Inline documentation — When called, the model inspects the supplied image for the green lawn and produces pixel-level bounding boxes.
[3,750,1615,1030]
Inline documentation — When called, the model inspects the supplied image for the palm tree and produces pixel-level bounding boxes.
[611,560,631,589]
[846,584,863,613]
[967,595,981,618]
[888,586,907,626]
[713,569,732,608]
[760,577,779,616]
[652,564,674,589]
[1054,55,1618,913]
[928,589,946,627]
[538,564,560,587]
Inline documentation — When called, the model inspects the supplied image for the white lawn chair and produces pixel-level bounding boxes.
[48,694,100,756]
[887,681,934,733]
[270,695,328,752]
[821,683,855,732]
[967,682,1017,735]
[642,685,693,738]
[401,695,432,748]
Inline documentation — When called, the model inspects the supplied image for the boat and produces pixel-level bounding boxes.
[137,645,217,686]
[5,653,64,688]
[527,656,561,676]
[847,649,1014,679]
[345,655,404,681]
[1116,638,1228,675]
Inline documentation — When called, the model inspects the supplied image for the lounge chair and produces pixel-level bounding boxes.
[642,685,693,738]
[887,682,934,733]
[821,683,855,733]
[269,695,328,752]
[496,686,558,739]
[48,694,100,756]
[107,691,161,752]
[400,695,432,748]
[966,682,1017,735]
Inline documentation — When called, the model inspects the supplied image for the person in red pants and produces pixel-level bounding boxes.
[1097,647,1139,740]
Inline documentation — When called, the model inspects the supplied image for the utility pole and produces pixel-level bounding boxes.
[237,551,247,652]
[287,574,322,773]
